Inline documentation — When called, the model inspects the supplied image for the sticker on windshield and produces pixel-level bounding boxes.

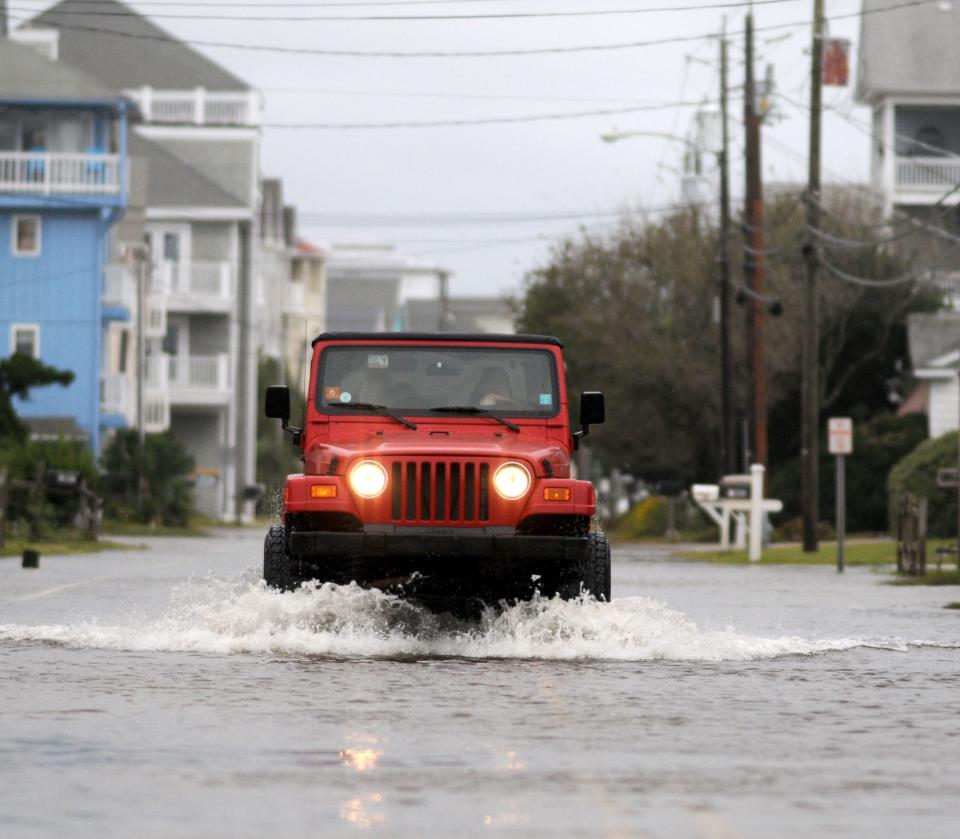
[340,391,352,403]
[539,393,553,406]
[368,354,389,369]
[324,386,341,401]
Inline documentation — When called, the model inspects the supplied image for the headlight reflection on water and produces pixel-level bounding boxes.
[340,794,384,828]
[339,748,383,773]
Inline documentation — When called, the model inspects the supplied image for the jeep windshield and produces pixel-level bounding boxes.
[316,346,559,419]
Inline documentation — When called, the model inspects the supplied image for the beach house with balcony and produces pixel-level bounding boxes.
[0,36,134,452]
[287,237,327,393]
[325,244,449,333]
[21,0,264,520]
[858,0,960,437]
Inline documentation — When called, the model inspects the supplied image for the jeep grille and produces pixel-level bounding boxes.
[388,459,490,524]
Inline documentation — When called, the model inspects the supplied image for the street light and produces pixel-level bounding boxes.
[600,129,699,151]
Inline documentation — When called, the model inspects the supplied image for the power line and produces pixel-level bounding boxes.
[6,0,936,60]
[10,1,810,23]
[261,100,724,130]
[295,200,718,227]
[7,0,801,7]
[261,86,691,107]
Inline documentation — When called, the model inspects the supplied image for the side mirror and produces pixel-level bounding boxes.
[573,391,605,448]
[580,391,605,427]
[265,385,291,423]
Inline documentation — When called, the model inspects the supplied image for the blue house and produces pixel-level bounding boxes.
[0,37,133,452]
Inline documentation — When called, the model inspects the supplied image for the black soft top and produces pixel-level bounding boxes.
[311,332,562,348]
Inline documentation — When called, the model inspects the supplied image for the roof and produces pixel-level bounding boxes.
[296,237,327,257]
[857,0,960,100]
[24,416,89,442]
[897,381,929,417]
[907,311,960,367]
[28,0,250,92]
[129,133,246,209]
[312,332,561,348]
[0,37,121,103]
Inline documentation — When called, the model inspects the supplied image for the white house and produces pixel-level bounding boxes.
[858,0,960,437]
[325,243,449,333]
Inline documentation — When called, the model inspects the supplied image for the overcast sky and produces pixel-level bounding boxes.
[21,0,872,297]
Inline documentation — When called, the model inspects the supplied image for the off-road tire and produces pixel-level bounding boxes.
[263,525,294,591]
[582,532,612,602]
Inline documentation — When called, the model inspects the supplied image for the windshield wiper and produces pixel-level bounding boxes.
[337,402,418,430]
[429,406,520,433]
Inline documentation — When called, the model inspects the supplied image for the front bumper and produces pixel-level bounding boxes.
[288,529,589,563]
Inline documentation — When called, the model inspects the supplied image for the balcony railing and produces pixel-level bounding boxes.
[143,398,171,433]
[169,354,230,392]
[145,292,167,338]
[143,354,172,431]
[102,263,137,313]
[895,155,960,193]
[155,260,233,307]
[125,87,260,126]
[0,152,121,194]
[100,372,134,420]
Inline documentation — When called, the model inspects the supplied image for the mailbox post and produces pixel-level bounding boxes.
[828,418,853,572]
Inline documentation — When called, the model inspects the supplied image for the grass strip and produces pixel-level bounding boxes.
[676,540,904,566]
[0,537,133,558]
[677,539,954,567]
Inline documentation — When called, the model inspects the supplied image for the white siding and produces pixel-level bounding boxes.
[929,375,960,438]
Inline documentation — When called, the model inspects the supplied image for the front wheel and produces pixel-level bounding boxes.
[556,532,611,602]
[263,525,294,590]
[581,532,611,601]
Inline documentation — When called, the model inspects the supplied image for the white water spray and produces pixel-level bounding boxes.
[0,572,903,661]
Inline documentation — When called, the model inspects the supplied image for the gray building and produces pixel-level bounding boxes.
[858,0,960,437]
[18,0,263,520]
[325,244,449,333]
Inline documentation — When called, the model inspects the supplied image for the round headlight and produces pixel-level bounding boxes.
[349,460,388,498]
[493,462,531,500]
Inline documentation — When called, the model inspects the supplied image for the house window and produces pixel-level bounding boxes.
[10,324,40,359]
[163,232,180,262]
[12,216,41,256]
[914,126,946,156]
[118,329,130,373]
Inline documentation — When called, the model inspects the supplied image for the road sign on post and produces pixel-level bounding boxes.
[828,418,853,572]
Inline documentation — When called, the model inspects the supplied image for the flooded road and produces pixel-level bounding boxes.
[1,531,958,838]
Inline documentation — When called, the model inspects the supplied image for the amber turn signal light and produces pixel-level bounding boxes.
[311,484,337,498]
[543,487,571,502]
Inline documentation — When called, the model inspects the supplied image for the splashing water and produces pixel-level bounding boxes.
[0,573,923,661]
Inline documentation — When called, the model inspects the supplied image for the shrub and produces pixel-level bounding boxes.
[612,494,713,541]
[0,439,98,536]
[100,430,194,527]
[887,430,959,538]
[770,413,927,533]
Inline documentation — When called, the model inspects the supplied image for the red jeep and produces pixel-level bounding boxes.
[263,332,608,609]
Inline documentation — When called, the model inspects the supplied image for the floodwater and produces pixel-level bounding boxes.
[1,531,958,838]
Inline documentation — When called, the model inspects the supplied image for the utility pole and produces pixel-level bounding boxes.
[743,7,768,471]
[438,270,451,332]
[0,1,8,37]
[137,254,147,455]
[802,0,826,552]
[718,21,735,475]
